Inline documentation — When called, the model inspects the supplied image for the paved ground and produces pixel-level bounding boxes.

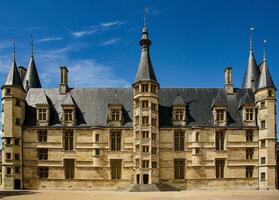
[0,190,279,200]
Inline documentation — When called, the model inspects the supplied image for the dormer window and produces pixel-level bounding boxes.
[107,105,124,126]
[216,109,225,123]
[212,107,227,126]
[62,106,76,126]
[245,108,254,121]
[242,106,255,126]
[36,105,50,126]
[172,107,186,126]
[174,109,184,121]
[38,109,47,121]
[64,109,73,122]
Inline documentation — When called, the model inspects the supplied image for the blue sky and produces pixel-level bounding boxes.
[0,0,278,138]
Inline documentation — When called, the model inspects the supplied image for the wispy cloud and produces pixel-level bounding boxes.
[99,38,120,46]
[71,20,126,38]
[37,37,63,43]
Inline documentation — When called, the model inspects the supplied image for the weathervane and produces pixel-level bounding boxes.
[144,7,148,27]
[263,39,267,62]
[249,27,255,51]
[30,34,34,57]
[12,39,16,61]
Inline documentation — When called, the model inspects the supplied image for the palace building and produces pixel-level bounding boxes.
[1,21,277,190]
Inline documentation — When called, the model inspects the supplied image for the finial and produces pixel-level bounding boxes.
[30,34,34,57]
[12,39,16,62]
[263,40,267,62]
[144,7,148,27]
[249,27,255,51]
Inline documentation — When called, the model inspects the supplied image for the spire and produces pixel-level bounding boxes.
[23,35,42,91]
[257,40,276,90]
[242,27,260,91]
[134,10,158,84]
[1,40,23,89]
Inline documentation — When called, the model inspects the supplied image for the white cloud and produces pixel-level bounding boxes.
[99,38,120,46]
[71,20,126,38]
[37,37,63,43]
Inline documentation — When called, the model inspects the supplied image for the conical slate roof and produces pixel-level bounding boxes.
[23,56,41,91]
[211,90,227,108]
[172,94,185,106]
[242,50,260,91]
[257,60,276,90]
[238,92,254,108]
[134,23,157,83]
[2,57,23,89]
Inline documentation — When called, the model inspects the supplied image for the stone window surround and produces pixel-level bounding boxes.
[36,104,50,126]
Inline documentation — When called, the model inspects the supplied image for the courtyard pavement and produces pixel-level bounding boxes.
[0,190,279,200]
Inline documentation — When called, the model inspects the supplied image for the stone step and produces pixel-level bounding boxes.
[129,184,180,192]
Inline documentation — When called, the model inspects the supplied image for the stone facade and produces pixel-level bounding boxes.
[0,22,277,190]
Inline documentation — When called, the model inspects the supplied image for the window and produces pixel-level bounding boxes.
[174,109,184,121]
[261,120,266,129]
[15,138,20,145]
[174,159,185,179]
[38,130,47,142]
[152,161,157,168]
[5,88,11,95]
[64,109,73,122]
[135,116,139,125]
[261,140,266,148]
[6,153,11,160]
[142,116,149,125]
[142,160,149,168]
[111,159,121,179]
[64,159,75,179]
[216,109,225,122]
[111,132,121,151]
[15,118,20,126]
[135,85,139,94]
[152,147,157,154]
[142,146,149,153]
[246,148,254,160]
[151,103,156,111]
[142,100,149,108]
[111,109,121,121]
[135,131,139,139]
[261,172,266,180]
[151,118,157,126]
[95,149,100,156]
[261,157,266,165]
[64,130,74,150]
[215,131,225,150]
[135,159,139,167]
[246,166,253,178]
[260,101,266,109]
[194,148,200,155]
[6,167,12,175]
[268,90,272,97]
[2,103,4,112]
[15,166,20,174]
[95,133,100,142]
[141,84,149,92]
[152,133,156,140]
[215,159,225,178]
[151,85,156,93]
[15,99,20,107]
[195,132,200,142]
[38,108,47,121]
[38,167,49,179]
[174,131,184,151]
[142,131,149,138]
[135,144,139,152]
[6,138,11,145]
[135,99,139,107]
[246,131,253,142]
[245,108,254,121]
[38,148,48,160]
[15,153,20,160]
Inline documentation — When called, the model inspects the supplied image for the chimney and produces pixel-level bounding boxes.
[224,66,233,94]
[18,66,27,81]
[59,66,68,94]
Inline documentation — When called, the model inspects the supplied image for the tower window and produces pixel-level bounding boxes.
[38,130,47,142]
[152,161,157,168]
[15,166,20,174]
[142,146,149,153]
[246,130,253,142]
[261,140,266,148]
[245,108,254,121]
[5,153,11,160]
[135,99,139,107]
[268,90,273,97]
[15,138,20,145]
[174,159,185,179]
[135,85,139,94]
[261,120,266,129]
[15,99,20,107]
[6,167,12,175]
[152,147,157,154]
[215,159,225,178]
[64,130,74,150]
[196,132,200,142]
[5,138,11,145]
[15,153,20,160]
[5,88,11,95]
[15,118,20,126]
[152,133,156,140]
[151,85,156,93]
[142,131,149,138]
[142,160,149,168]
[260,101,266,109]
[215,131,225,150]
[151,103,156,111]
[261,157,266,165]
[37,148,48,160]
[246,148,254,160]
[135,116,139,125]
[151,118,157,126]
[142,116,149,125]
[261,172,266,180]
[142,100,149,108]
[135,131,139,139]
[141,84,149,92]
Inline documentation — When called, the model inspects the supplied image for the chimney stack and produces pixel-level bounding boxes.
[59,66,68,94]
[224,66,233,94]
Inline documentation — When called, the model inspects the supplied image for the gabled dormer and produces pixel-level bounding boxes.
[107,91,124,126]
[36,90,50,126]
[172,94,186,126]
[211,91,228,126]
[239,92,256,126]
[61,94,76,126]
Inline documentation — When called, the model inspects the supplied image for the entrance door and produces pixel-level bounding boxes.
[14,179,21,189]
[143,174,149,184]
[136,174,140,184]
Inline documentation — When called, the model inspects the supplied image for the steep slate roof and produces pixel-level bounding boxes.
[2,58,23,89]
[172,94,185,106]
[242,49,260,91]
[257,60,276,90]
[211,90,228,108]
[23,56,42,90]
[135,24,157,83]
[238,91,255,108]
[24,87,253,128]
